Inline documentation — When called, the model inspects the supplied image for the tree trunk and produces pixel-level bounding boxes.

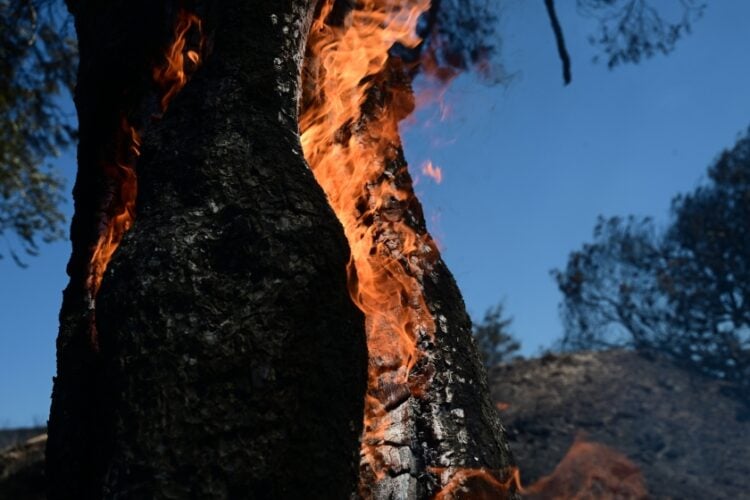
[48,1,517,499]
[47,1,367,498]
[300,4,518,497]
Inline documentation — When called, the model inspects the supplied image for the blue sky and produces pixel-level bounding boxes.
[2,1,750,427]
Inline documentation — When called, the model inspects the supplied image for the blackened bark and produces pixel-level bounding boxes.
[347,64,518,499]
[48,1,367,498]
[47,1,176,497]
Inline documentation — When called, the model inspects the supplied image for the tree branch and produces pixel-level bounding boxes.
[543,0,572,85]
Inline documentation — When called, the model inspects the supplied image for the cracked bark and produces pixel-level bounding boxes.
[47,0,516,498]
[47,1,367,498]
[347,67,517,499]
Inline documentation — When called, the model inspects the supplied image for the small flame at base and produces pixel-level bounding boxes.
[432,467,522,500]
[430,434,647,499]
[521,434,648,500]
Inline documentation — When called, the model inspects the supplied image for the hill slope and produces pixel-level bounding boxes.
[491,350,750,499]
[2,351,749,498]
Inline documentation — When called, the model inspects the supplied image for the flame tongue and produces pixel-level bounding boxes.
[86,118,141,298]
[300,0,437,485]
[153,11,204,113]
[86,8,203,342]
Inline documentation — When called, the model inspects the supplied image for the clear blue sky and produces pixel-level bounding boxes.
[2,1,750,427]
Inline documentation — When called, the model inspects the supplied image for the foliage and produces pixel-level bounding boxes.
[0,0,715,267]
[472,302,521,369]
[552,216,672,352]
[554,129,750,388]
[577,0,706,68]
[380,0,507,86]
[0,0,76,265]
[419,0,503,81]
[664,133,750,382]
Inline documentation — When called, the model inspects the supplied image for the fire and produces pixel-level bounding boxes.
[421,160,443,184]
[86,8,203,342]
[299,0,438,486]
[431,435,647,499]
[521,434,648,499]
[86,119,141,298]
[432,467,522,499]
[153,11,204,113]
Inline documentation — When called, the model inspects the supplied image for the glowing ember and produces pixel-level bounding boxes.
[421,160,443,184]
[495,401,511,412]
[300,0,438,485]
[86,8,203,343]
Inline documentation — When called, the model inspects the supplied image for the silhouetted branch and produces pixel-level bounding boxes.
[544,0,572,85]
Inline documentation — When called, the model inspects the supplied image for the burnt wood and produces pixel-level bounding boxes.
[47,1,367,498]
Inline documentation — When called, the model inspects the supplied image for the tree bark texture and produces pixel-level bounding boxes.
[338,67,517,499]
[47,1,367,498]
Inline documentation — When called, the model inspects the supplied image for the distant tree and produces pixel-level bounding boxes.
[0,0,76,264]
[554,128,750,389]
[577,0,705,68]
[663,132,750,382]
[473,302,521,368]
[552,215,673,352]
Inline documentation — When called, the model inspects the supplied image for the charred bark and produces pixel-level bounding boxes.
[299,2,518,492]
[353,66,517,499]
[49,0,516,498]
[47,1,176,497]
[47,1,367,498]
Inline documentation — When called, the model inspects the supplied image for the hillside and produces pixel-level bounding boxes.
[2,351,749,498]
[0,430,45,499]
[492,350,750,499]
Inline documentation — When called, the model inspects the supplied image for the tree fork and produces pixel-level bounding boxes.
[47,1,367,498]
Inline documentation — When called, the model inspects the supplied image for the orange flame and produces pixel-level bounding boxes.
[86,8,203,342]
[153,11,203,113]
[495,401,511,412]
[86,119,140,298]
[421,160,443,184]
[430,435,647,499]
[300,0,438,486]
[520,435,648,499]
[432,466,521,499]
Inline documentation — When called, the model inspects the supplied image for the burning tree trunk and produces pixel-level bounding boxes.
[300,1,517,498]
[47,1,366,498]
[48,0,516,498]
